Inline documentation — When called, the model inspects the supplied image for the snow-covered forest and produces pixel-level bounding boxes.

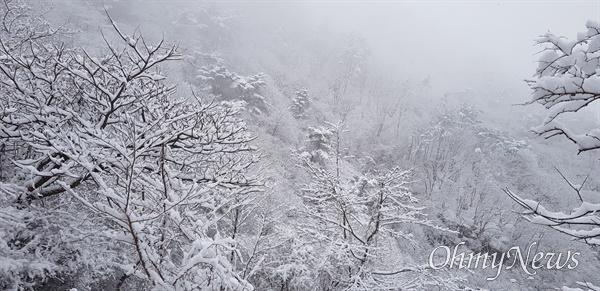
[1,0,599,290]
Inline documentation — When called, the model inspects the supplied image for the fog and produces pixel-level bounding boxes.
[3,0,600,290]
[234,1,599,91]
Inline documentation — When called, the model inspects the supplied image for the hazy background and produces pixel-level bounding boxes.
[4,0,600,289]
[233,0,599,94]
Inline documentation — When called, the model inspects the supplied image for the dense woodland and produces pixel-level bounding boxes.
[0,1,599,290]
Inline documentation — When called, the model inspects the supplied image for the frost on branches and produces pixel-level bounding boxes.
[506,20,600,291]
[289,87,311,119]
[0,1,261,289]
[528,20,600,153]
[507,21,600,246]
[288,122,461,290]
[197,65,271,115]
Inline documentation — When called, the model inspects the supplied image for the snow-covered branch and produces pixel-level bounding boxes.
[527,20,600,153]
[504,187,600,246]
[0,1,262,289]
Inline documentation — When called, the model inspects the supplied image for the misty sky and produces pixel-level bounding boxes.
[235,0,599,94]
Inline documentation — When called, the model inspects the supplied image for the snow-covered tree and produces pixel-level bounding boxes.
[406,103,472,197]
[331,34,370,105]
[505,172,600,245]
[197,65,271,115]
[303,125,335,166]
[289,87,311,119]
[505,20,600,291]
[527,20,600,153]
[0,1,261,289]
[506,21,600,245]
[288,122,458,290]
[405,101,532,257]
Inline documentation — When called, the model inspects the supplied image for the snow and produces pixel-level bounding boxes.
[582,75,600,93]
[521,196,600,220]
[588,33,600,53]
[3,2,600,290]
[537,33,576,55]
[586,19,600,30]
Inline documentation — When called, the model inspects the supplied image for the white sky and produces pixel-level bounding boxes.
[295,1,600,91]
[83,0,599,102]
